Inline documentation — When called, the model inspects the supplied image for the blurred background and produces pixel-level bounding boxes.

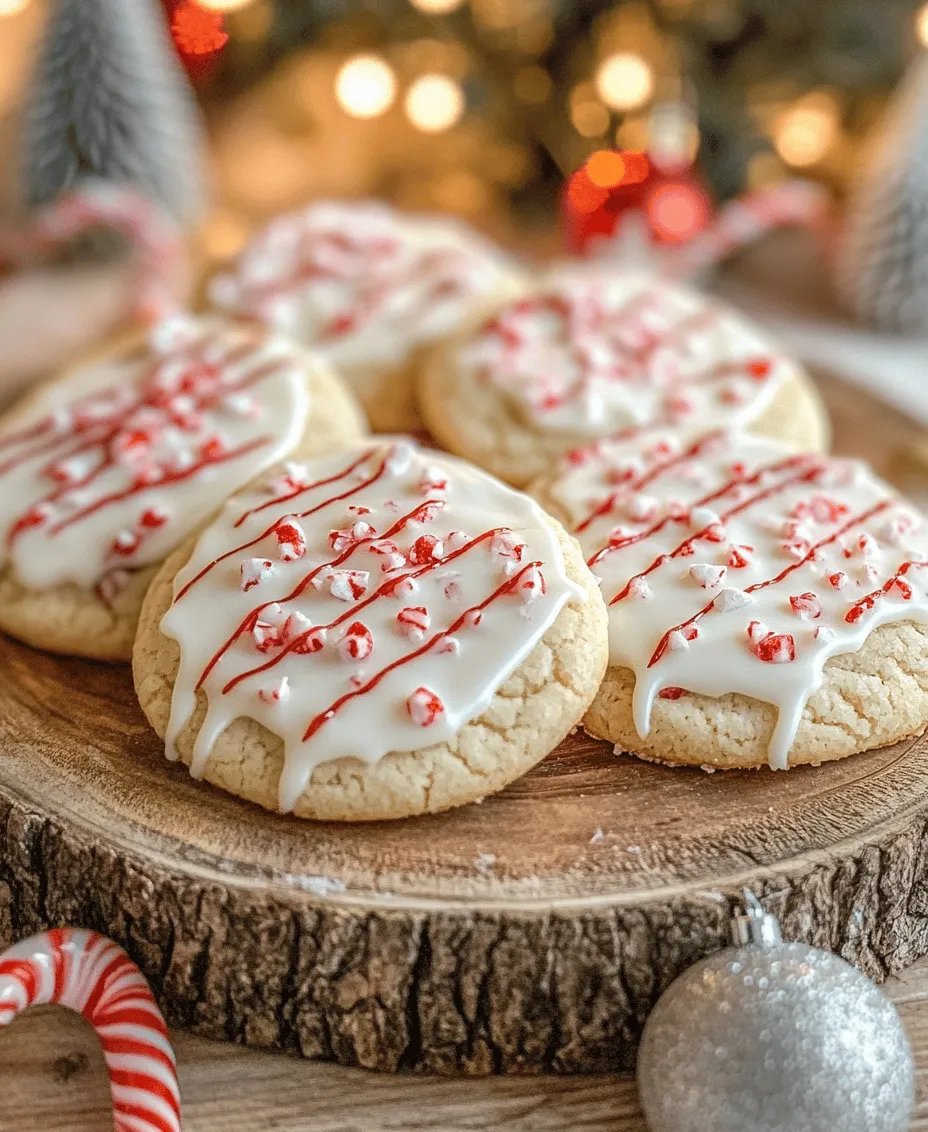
[2,0,927,259]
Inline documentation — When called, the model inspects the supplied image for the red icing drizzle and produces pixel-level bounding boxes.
[608,457,825,606]
[175,446,551,755]
[1,337,280,555]
[483,287,773,420]
[646,500,893,668]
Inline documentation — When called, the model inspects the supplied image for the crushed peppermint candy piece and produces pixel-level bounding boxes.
[385,441,415,476]
[828,571,850,591]
[857,533,878,557]
[446,530,470,550]
[747,620,771,645]
[516,564,545,604]
[408,534,444,565]
[293,626,328,654]
[384,574,418,598]
[627,495,657,522]
[439,570,462,599]
[754,632,796,664]
[814,626,835,642]
[252,620,282,653]
[716,587,753,612]
[419,467,449,494]
[337,621,374,662]
[407,686,444,727]
[276,519,306,561]
[668,624,699,652]
[329,569,370,601]
[437,636,460,656]
[330,520,376,553]
[259,677,290,705]
[726,544,754,569]
[397,606,431,638]
[888,576,914,600]
[241,558,275,591]
[628,576,653,600]
[283,610,312,643]
[789,592,822,620]
[689,563,726,589]
[690,506,720,530]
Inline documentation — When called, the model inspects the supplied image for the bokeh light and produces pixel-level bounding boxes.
[335,55,397,119]
[917,2,928,47]
[405,74,465,132]
[595,53,655,112]
[774,96,838,167]
[409,0,465,11]
[586,150,626,188]
[196,0,254,11]
[0,0,30,15]
[648,182,710,242]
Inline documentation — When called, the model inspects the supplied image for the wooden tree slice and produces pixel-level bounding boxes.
[0,372,927,1076]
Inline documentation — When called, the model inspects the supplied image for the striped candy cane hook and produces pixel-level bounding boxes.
[0,180,184,325]
[0,929,181,1132]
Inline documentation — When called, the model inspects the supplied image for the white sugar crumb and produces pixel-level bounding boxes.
[590,828,605,844]
[475,852,497,875]
[297,875,347,896]
[626,845,642,854]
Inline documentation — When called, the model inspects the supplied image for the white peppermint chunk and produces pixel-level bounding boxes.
[716,586,753,612]
[667,630,692,652]
[628,576,653,600]
[690,506,720,530]
[689,563,726,589]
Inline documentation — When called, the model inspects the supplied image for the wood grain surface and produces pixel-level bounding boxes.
[3,953,928,1131]
[1,370,928,1079]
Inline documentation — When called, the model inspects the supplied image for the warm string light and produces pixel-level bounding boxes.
[595,53,654,112]
[335,55,397,119]
[195,0,254,11]
[405,73,465,132]
[774,94,838,167]
[917,2,928,47]
[409,0,465,11]
[0,0,30,15]
[171,3,229,56]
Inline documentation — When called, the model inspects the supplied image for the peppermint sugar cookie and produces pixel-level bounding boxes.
[532,430,928,770]
[0,315,365,661]
[133,439,608,821]
[209,200,524,433]
[420,268,829,487]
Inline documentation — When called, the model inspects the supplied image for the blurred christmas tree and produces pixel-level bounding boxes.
[162,0,928,240]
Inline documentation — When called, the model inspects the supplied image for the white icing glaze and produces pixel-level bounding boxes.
[548,429,928,769]
[209,200,517,371]
[0,315,310,591]
[462,267,796,437]
[161,439,587,812]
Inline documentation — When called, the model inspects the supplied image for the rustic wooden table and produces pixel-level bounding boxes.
[2,955,928,1131]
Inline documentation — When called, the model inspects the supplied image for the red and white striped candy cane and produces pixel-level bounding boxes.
[0,928,181,1132]
[0,180,183,325]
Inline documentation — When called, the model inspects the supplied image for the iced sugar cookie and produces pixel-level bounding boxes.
[0,315,366,660]
[420,268,829,487]
[532,429,928,770]
[133,439,608,820]
[209,200,524,433]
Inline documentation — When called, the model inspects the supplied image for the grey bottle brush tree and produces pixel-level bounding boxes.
[838,55,928,334]
[21,0,207,228]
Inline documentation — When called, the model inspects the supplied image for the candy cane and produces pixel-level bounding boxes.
[0,928,181,1132]
[0,180,183,324]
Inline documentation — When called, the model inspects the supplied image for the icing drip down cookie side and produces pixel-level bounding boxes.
[0,316,310,595]
[155,439,599,815]
[536,430,928,770]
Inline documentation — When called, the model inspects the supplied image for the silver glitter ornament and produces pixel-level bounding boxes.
[637,893,914,1132]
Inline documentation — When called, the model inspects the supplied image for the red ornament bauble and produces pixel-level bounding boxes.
[161,0,228,78]
[563,149,713,256]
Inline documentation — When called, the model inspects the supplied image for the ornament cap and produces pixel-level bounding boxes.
[730,889,782,948]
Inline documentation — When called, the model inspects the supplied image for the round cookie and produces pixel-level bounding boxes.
[208,200,525,433]
[531,428,928,770]
[133,438,608,821]
[420,267,829,487]
[0,315,366,661]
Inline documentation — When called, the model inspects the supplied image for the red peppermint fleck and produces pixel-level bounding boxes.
[888,576,914,600]
[703,523,727,543]
[293,626,328,654]
[517,565,546,603]
[258,677,290,705]
[337,621,374,662]
[828,571,850,590]
[139,506,168,530]
[397,606,431,638]
[407,686,444,727]
[9,504,50,539]
[755,632,796,664]
[857,533,878,557]
[111,530,141,557]
[658,687,687,700]
[808,496,850,524]
[252,621,283,653]
[241,558,274,592]
[727,544,754,569]
[747,358,772,379]
[276,519,306,561]
[200,435,226,460]
[329,570,370,601]
[409,534,444,565]
[789,592,822,620]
